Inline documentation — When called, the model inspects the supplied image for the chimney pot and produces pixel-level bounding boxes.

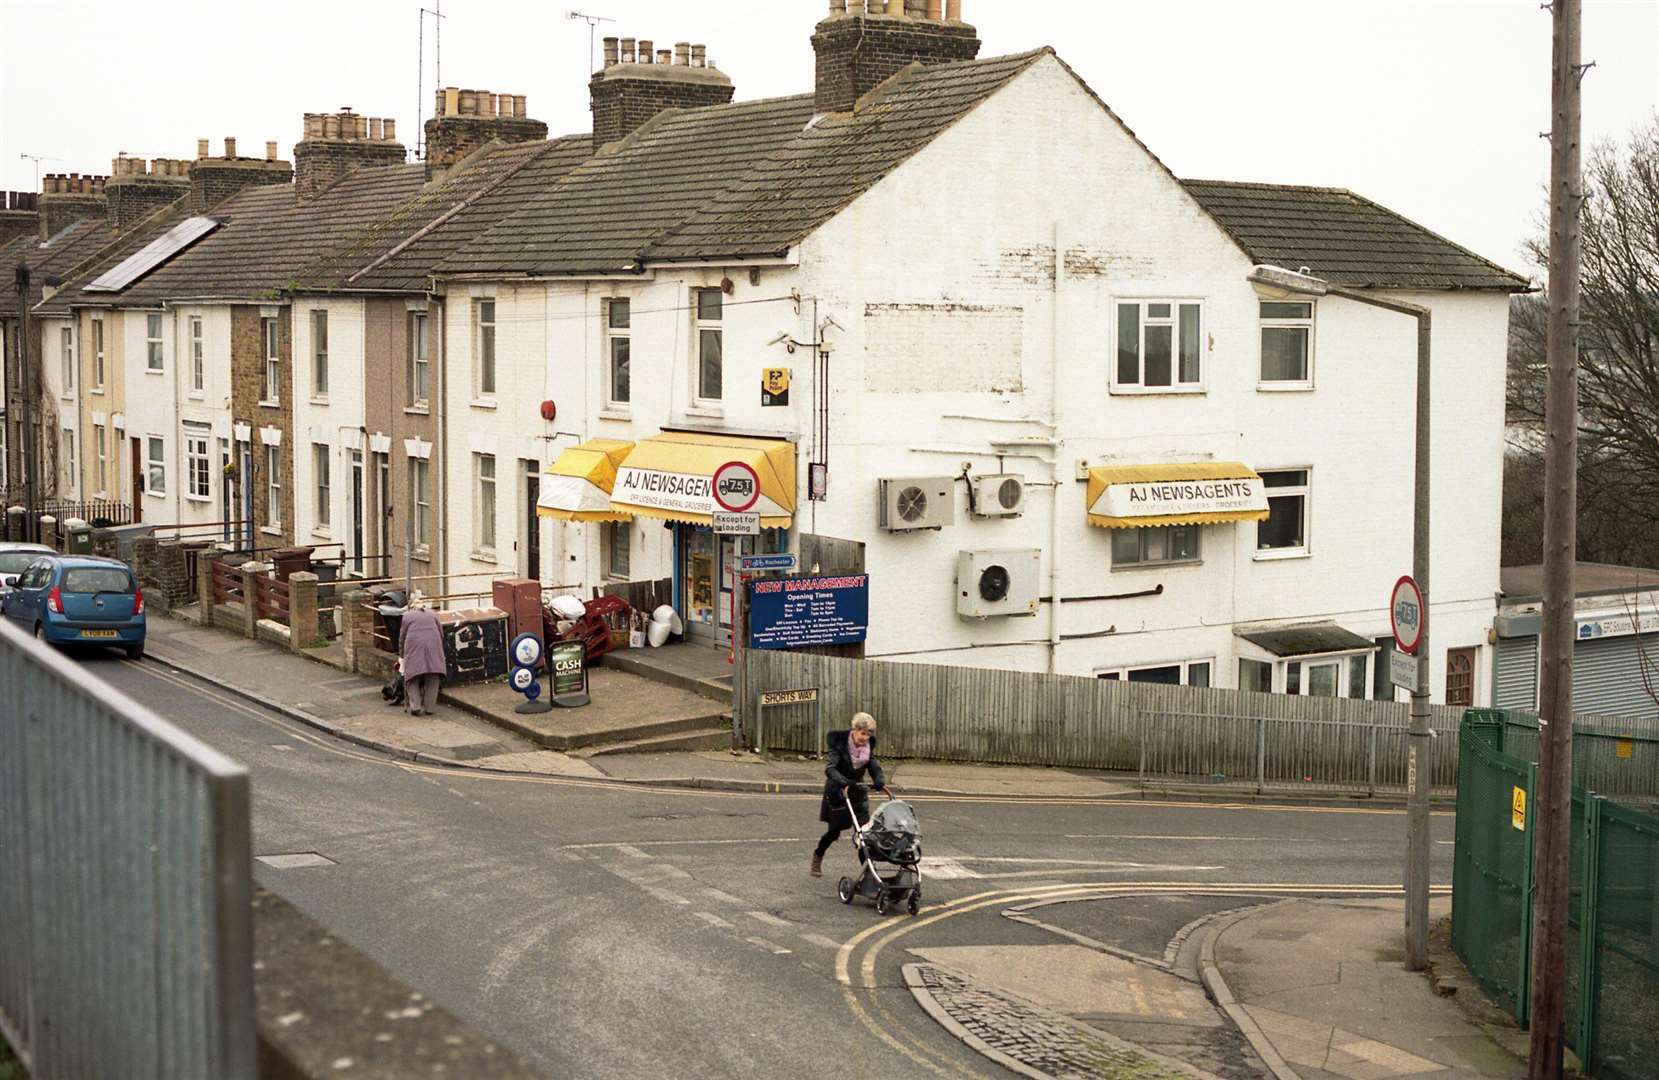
[224,137,238,158]
[621,37,636,62]
[639,39,654,62]
[383,117,397,141]
[434,88,446,117]
[691,43,707,67]
[946,0,961,18]
[603,36,619,66]
[926,0,943,17]
[459,89,476,115]
[828,0,844,13]
[490,92,503,118]
[444,86,460,117]
[266,140,278,161]
[674,41,690,66]
[370,117,384,140]
[197,138,210,159]
[324,114,341,139]
[92,178,105,195]
[656,49,671,64]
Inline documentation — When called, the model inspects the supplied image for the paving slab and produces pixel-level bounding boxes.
[442,669,730,751]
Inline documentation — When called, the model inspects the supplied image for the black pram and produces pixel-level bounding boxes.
[837,789,923,916]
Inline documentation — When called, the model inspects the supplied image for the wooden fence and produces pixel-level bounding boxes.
[252,574,289,626]
[210,560,244,606]
[744,651,1659,793]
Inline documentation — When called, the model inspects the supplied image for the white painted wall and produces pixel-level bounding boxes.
[36,315,76,498]
[169,304,234,531]
[291,298,367,555]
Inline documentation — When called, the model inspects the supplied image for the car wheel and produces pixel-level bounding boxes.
[33,623,45,642]
[125,643,145,661]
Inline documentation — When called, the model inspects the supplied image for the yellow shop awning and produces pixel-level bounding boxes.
[610,431,796,527]
[1086,462,1270,529]
[538,439,634,522]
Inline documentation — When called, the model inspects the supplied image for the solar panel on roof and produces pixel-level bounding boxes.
[84,216,220,293]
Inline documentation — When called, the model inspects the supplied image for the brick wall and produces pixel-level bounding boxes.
[105,177,189,228]
[0,202,38,246]
[292,140,407,200]
[231,306,294,548]
[130,536,194,610]
[812,13,982,114]
[423,116,549,169]
[36,193,105,239]
[189,160,293,212]
[588,70,733,147]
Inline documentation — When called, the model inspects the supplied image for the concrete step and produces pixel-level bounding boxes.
[602,650,734,705]
[575,724,733,757]
[462,703,731,752]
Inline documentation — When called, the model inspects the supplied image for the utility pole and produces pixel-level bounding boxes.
[1529,0,1583,1074]
[14,263,37,542]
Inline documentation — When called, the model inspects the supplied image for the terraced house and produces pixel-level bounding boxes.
[22,0,1526,704]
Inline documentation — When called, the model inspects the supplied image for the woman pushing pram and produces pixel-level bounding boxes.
[810,712,924,916]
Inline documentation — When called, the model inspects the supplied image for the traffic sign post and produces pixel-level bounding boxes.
[712,460,762,747]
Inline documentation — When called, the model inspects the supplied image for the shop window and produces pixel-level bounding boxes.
[604,521,631,579]
[1112,524,1200,567]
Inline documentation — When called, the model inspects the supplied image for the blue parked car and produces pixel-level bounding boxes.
[1,555,146,659]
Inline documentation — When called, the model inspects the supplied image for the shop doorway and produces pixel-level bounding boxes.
[523,459,541,583]
[678,526,785,648]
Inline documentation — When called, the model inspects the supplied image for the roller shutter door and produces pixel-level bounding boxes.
[1572,633,1659,719]
[1495,635,1538,711]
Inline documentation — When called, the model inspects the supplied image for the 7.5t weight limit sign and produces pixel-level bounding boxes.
[712,460,761,513]
[1390,575,1424,655]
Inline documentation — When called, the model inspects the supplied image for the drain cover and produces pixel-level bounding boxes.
[257,852,337,869]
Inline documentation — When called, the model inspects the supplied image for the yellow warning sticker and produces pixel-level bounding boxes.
[1512,786,1527,832]
[1617,739,1634,760]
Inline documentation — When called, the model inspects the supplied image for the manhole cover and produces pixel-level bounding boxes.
[257,852,337,869]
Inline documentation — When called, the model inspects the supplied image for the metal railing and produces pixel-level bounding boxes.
[0,619,255,1079]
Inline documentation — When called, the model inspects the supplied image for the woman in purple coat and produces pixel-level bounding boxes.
[398,601,446,716]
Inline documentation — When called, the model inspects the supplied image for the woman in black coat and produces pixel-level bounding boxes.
[810,712,888,877]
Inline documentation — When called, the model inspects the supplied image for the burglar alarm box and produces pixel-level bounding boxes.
[437,607,510,685]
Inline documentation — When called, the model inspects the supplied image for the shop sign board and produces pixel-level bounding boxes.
[1576,612,1659,641]
[748,574,870,650]
[549,639,591,707]
[713,512,760,535]
[1092,477,1267,519]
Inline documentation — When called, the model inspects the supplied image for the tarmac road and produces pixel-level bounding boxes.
[91,651,1457,1079]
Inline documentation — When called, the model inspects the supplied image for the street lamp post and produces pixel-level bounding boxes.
[1247,265,1435,970]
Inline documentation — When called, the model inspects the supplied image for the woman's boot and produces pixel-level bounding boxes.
[809,853,823,877]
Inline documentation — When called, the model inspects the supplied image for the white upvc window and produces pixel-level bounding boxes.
[1113,299,1203,390]
[411,459,431,550]
[1259,301,1315,387]
[61,326,74,392]
[265,445,282,528]
[261,316,280,405]
[92,317,105,388]
[146,435,166,495]
[93,424,107,493]
[1256,468,1310,557]
[1242,652,1374,698]
[313,443,331,529]
[1095,658,1213,687]
[185,427,212,501]
[409,311,430,406]
[146,313,164,372]
[474,299,497,397]
[189,316,205,393]
[1111,524,1200,568]
[474,453,496,555]
[311,310,329,397]
[604,521,631,579]
[694,288,723,405]
[63,430,75,487]
[605,298,631,408]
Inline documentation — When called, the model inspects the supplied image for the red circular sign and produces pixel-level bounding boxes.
[1390,575,1425,655]
[712,460,761,513]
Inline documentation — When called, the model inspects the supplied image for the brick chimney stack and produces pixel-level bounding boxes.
[812,0,980,115]
[423,88,549,177]
[104,155,190,229]
[189,136,294,212]
[589,37,734,147]
[293,107,407,199]
[0,191,41,247]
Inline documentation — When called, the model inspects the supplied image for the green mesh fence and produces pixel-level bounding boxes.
[1453,711,1659,1078]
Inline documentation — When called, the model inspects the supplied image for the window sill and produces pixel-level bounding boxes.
[598,407,631,421]
[90,388,105,396]
[470,551,499,565]
[413,545,432,563]
[1108,386,1205,397]
[312,528,333,540]
[1111,558,1202,573]
[686,404,724,417]
[1257,382,1314,393]
[310,397,329,407]
[261,526,282,536]
[258,400,281,409]
[143,491,168,500]
[187,392,205,401]
[1253,549,1311,563]
[404,404,430,416]
[184,494,213,504]
[145,369,165,377]
[470,399,498,411]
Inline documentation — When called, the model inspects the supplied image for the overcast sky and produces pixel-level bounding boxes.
[3,0,1655,276]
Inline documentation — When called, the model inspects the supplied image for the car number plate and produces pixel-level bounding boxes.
[80,629,118,639]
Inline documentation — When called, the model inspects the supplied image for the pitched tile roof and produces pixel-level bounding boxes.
[1181,179,1530,292]
[442,50,1050,277]
[0,217,126,312]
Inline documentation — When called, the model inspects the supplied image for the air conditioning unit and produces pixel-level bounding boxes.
[970,474,1026,518]
[956,549,1041,619]
[879,477,955,531]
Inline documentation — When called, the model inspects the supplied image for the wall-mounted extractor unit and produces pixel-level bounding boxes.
[956,549,1041,619]
[879,477,955,531]
[970,474,1026,518]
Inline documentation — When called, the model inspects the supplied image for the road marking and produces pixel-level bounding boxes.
[559,838,802,850]
[800,933,843,950]
[748,911,792,929]
[692,912,735,930]
[746,937,793,955]
[613,844,651,859]
[920,857,980,880]
[703,888,744,905]
[1064,834,1323,842]
[964,857,1227,869]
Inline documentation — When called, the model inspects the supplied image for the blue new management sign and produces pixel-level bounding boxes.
[747,574,870,650]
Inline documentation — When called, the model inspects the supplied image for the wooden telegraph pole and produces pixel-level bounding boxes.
[1529,0,1583,1074]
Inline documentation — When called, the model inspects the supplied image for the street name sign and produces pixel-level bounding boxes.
[1390,649,1422,693]
[713,512,760,535]
[1390,575,1424,655]
[740,553,798,573]
[760,688,819,707]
